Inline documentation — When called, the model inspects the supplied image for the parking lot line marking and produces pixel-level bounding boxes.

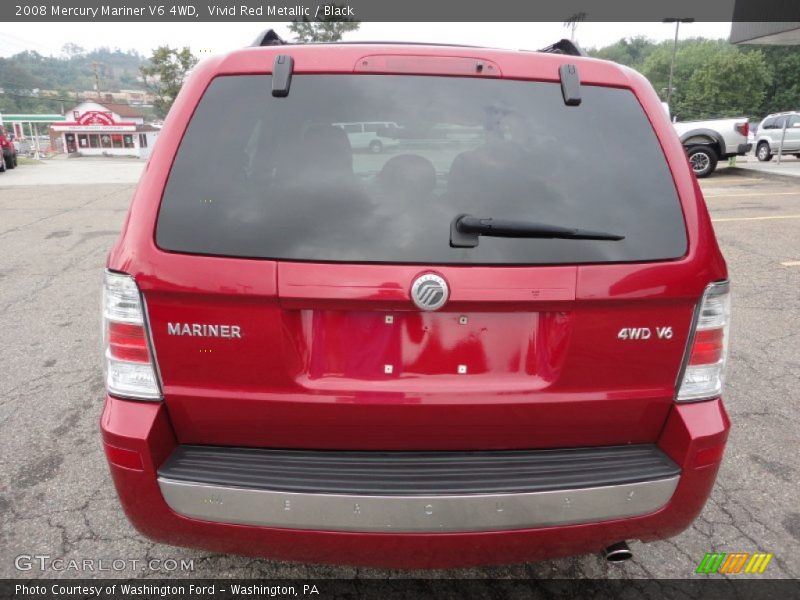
[705,191,800,199]
[780,261,800,267]
[712,214,800,223]
[700,177,765,184]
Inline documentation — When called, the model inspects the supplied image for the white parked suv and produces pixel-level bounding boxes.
[334,121,400,153]
[754,112,800,161]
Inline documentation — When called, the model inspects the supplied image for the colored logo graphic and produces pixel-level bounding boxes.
[696,552,773,574]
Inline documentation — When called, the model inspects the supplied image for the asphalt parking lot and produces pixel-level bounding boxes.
[0,159,798,579]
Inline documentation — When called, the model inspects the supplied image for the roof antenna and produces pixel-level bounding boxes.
[272,55,294,97]
[559,64,581,106]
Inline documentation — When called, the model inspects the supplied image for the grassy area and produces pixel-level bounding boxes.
[16,157,45,166]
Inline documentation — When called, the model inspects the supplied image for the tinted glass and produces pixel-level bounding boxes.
[762,117,776,129]
[157,75,686,264]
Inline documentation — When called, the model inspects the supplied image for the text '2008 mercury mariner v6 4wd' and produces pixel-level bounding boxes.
[100,33,731,568]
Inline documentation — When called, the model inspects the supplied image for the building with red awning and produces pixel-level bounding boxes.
[51,100,160,159]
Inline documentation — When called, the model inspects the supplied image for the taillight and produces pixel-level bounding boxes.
[102,270,161,400]
[735,122,749,137]
[677,281,730,402]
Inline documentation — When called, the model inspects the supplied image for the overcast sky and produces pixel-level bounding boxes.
[0,22,733,58]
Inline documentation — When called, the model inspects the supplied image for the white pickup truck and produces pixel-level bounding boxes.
[672,117,752,178]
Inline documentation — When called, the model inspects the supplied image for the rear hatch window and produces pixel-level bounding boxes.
[156,74,686,264]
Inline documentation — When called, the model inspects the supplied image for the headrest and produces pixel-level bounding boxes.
[377,154,436,194]
[301,125,353,174]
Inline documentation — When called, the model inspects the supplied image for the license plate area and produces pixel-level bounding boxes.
[283,309,571,383]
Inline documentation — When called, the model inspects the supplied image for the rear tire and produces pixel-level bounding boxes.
[2,153,12,170]
[756,142,772,162]
[687,145,718,178]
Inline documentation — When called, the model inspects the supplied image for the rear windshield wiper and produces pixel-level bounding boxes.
[450,214,624,248]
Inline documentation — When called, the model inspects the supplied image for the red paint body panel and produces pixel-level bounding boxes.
[149,297,693,449]
[101,395,729,568]
[103,43,730,564]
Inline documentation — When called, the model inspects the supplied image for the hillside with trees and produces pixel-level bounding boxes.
[0,45,146,113]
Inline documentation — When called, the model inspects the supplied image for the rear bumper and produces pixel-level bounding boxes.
[101,395,729,568]
[721,143,752,158]
[156,444,680,532]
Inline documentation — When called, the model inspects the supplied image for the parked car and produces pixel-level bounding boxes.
[754,112,800,161]
[333,121,401,153]
[672,117,751,177]
[100,34,731,569]
[0,126,18,171]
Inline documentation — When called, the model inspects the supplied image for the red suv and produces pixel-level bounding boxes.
[100,35,731,568]
[0,126,18,171]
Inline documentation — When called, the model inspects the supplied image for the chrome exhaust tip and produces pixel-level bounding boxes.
[603,541,633,562]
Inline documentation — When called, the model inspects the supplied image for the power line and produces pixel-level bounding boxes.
[0,32,63,57]
[0,88,80,104]
[0,81,80,102]
[0,79,148,104]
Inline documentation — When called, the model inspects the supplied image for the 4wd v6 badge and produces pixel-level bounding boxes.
[618,326,673,340]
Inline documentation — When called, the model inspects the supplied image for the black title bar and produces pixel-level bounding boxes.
[2,578,799,600]
[4,0,800,22]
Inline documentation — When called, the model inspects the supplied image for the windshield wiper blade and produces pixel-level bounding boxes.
[450,214,624,248]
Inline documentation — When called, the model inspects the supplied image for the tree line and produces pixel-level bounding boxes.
[2,31,797,122]
[589,37,799,121]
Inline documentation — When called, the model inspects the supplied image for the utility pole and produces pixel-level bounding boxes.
[92,61,102,98]
[777,116,789,164]
[664,18,693,109]
[33,122,41,160]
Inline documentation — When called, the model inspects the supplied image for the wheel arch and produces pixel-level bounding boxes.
[680,128,724,154]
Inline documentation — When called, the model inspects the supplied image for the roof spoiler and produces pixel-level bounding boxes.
[252,29,288,47]
[249,32,588,57]
[538,39,587,57]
